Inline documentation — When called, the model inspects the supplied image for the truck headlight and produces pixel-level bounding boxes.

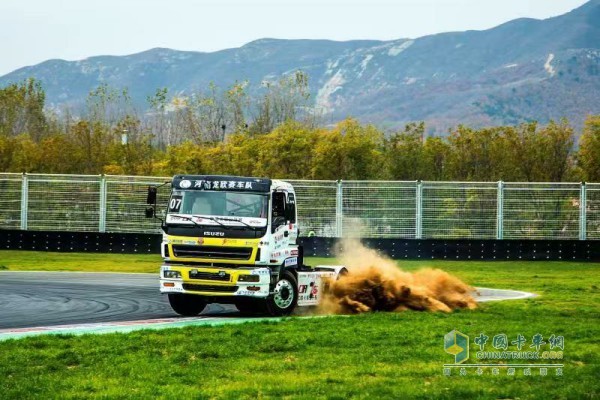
[238,274,260,283]
[163,270,181,279]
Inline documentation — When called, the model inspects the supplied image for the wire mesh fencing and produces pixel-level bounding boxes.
[340,181,417,238]
[0,173,596,239]
[105,175,171,233]
[0,173,22,230]
[421,182,498,239]
[26,174,101,232]
[288,180,338,237]
[503,183,581,240]
[586,183,600,240]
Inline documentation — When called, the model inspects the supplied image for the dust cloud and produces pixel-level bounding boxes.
[319,239,478,314]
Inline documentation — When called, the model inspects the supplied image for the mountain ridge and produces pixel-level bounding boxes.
[1,1,599,133]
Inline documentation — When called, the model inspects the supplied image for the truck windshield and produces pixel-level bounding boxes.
[170,190,268,218]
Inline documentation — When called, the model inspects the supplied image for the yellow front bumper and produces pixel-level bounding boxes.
[160,265,271,298]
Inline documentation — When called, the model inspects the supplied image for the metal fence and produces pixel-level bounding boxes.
[0,173,598,240]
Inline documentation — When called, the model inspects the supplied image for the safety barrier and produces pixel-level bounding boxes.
[0,173,598,240]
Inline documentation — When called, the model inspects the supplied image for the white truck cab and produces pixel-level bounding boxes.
[146,175,345,316]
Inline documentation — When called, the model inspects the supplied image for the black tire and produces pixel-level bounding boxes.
[265,270,298,316]
[168,293,207,316]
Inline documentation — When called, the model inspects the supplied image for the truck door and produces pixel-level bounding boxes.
[272,191,297,245]
[285,193,298,245]
[271,192,287,233]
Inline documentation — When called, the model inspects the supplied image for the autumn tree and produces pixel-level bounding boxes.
[446,125,511,181]
[385,122,426,180]
[0,78,47,140]
[578,115,600,181]
[254,120,320,178]
[248,71,311,135]
[311,119,384,180]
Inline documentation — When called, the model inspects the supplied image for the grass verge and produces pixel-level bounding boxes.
[0,252,599,399]
[0,250,161,273]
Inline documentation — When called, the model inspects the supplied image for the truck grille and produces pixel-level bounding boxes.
[189,271,231,281]
[182,284,239,293]
[172,245,252,260]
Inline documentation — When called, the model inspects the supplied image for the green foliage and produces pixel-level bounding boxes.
[311,119,385,180]
[579,115,600,181]
[248,71,311,136]
[385,122,427,180]
[0,78,597,182]
[0,78,47,140]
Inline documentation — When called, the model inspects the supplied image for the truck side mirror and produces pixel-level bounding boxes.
[147,186,157,205]
[145,207,154,218]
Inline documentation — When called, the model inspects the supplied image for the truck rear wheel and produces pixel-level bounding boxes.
[266,270,298,316]
[168,293,207,316]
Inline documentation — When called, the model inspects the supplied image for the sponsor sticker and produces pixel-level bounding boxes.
[284,257,298,267]
[250,269,270,275]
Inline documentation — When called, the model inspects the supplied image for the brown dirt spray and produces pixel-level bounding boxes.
[319,239,478,314]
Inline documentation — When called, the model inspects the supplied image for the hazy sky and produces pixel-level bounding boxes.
[0,0,589,75]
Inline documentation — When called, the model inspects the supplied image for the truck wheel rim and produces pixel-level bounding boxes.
[274,279,294,309]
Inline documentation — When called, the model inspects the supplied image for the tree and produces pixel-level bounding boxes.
[311,119,384,180]
[446,125,508,181]
[8,134,42,172]
[248,71,311,135]
[146,87,172,146]
[0,78,47,140]
[86,84,135,126]
[385,122,426,180]
[537,120,576,182]
[578,115,600,182]
[104,116,156,175]
[255,121,320,178]
[69,120,112,174]
[422,136,451,181]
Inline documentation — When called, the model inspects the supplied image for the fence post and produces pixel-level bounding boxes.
[20,173,28,230]
[496,180,504,240]
[99,175,107,233]
[336,180,343,237]
[416,181,423,239]
[579,182,586,241]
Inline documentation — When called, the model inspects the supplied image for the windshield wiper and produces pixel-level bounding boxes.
[221,218,262,230]
[169,214,263,230]
[203,216,265,230]
[168,214,225,228]
[191,215,230,228]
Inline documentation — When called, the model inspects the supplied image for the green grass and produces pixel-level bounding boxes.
[0,250,161,273]
[0,251,599,399]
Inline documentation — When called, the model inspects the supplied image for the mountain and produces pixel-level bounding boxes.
[1,0,599,133]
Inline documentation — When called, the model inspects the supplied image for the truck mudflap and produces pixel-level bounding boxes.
[159,265,271,298]
[296,265,347,306]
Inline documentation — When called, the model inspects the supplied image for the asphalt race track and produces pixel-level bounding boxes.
[0,271,535,330]
[0,271,237,330]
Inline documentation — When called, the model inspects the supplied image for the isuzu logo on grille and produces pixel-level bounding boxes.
[204,231,225,236]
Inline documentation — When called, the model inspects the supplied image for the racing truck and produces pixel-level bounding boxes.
[145,175,346,316]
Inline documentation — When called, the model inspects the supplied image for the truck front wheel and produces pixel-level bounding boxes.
[168,293,207,316]
[266,270,298,316]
